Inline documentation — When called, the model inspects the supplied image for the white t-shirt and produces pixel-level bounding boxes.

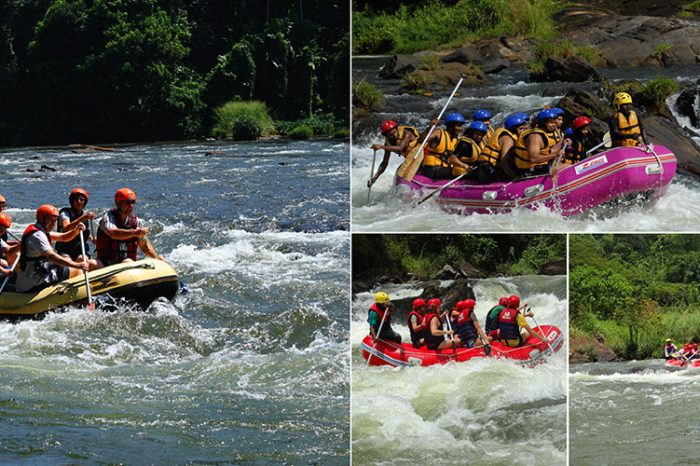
[99,210,145,232]
[16,225,57,292]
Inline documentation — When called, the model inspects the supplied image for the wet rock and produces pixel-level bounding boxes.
[39,165,56,172]
[558,7,700,67]
[538,259,567,275]
[458,260,482,278]
[570,334,620,363]
[531,56,603,83]
[675,81,700,128]
[434,264,464,280]
[442,44,509,74]
[643,115,700,177]
[379,54,421,79]
[554,89,611,140]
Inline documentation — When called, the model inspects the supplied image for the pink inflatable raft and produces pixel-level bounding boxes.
[394,145,677,216]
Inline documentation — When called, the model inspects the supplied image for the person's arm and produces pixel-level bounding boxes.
[518,313,546,343]
[138,237,159,259]
[367,151,391,188]
[498,135,514,159]
[639,119,649,145]
[42,248,88,271]
[410,314,421,332]
[60,211,95,233]
[50,224,84,243]
[369,310,379,339]
[471,311,489,342]
[526,134,558,165]
[430,316,452,337]
[101,222,148,241]
[608,117,638,143]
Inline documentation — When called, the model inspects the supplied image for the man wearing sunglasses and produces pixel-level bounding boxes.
[96,188,158,266]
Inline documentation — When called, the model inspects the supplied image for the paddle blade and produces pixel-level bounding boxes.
[603,131,611,148]
[88,302,95,312]
[483,344,492,356]
[396,146,423,181]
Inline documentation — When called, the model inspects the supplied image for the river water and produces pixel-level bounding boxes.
[0,140,350,463]
[351,275,567,465]
[570,361,700,465]
[352,56,700,232]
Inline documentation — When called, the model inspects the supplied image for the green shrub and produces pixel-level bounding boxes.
[403,71,430,92]
[352,80,384,112]
[274,113,343,137]
[639,77,679,107]
[651,43,673,61]
[287,124,313,140]
[212,100,275,140]
[353,0,560,54]
[333,127,350,138]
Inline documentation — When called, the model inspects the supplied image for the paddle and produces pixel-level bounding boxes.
[366,305,390,366]
[78,229,94,311]
[396,76,465,181]
[443,311,457,353]
[603,131,612,148]
[586,137,612,155]
[367,149,377,203]
[526,308,555,354]
[412,170,470,207]
[0,255,19,294]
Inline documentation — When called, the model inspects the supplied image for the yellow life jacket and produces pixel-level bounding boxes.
[422,128,457,167]
[563,139,585,165]
[386,125,420,157]
[479,127,517,167]
[455,136,481,165]
[483,126,495,150]
[612,111,640,147]
[511,128,559,171]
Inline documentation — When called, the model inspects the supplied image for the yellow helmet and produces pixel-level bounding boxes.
[374,291,390,304]
[613,92,633,109]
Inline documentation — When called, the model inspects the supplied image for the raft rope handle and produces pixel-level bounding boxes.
[644,143,664,176]
[55,261,154,294]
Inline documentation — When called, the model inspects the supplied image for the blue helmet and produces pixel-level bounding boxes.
[467,121,488,133]
[445,112,465,125]
[536,109,558,122]
[473,109,492,121]
[514,112,529,120]
[504,113,527,130]
[551,107,565,116]
[564,128,573,136]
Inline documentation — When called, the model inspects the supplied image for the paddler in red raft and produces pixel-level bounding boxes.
[450,299,492,349]
[422,298,460,350]
[368,291,402,344]
[495,295,548,347]
[407,298,428,348]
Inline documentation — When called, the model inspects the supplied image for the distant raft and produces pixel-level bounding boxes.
[361,324,564,368]
[395,144,677,216]
[0,258,179,320]
[665,358,700,369]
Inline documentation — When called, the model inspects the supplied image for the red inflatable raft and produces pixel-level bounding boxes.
[361,325,563,368]
[665,358,700,369]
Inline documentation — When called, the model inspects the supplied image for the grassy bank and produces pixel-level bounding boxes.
[353,0,560,54]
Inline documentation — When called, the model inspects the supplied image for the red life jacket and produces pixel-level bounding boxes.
[454,309,477,341]
[96,209,139,265]
[422,312,444,347]
[498,307,521,340]
[407,310,426,347]
[19,223,50,271]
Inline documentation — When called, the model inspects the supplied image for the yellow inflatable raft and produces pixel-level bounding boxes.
[0,258,179,319]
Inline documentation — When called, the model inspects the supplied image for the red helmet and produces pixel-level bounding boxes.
[571,116,591,131]
[380,120,398,135]
[427,298,441,310]
[455,300,467,310]
[508,295,520,309]
[464,298,476,309]
[499,297,508,306]
[0,212,11,228]
[412,298,426,309]
[36,204,59,221]
[69,188,89,205]
[115,188,137,204]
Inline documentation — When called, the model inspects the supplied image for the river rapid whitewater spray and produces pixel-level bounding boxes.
[0,141,349,464]
[570,361,700,465]
[351,275,567,465]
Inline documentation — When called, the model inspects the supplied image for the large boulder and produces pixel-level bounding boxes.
[558,7,700,68]
[379,54,422,79]
[531,55,603,83]
[434,264,465,280]
[675,80,700,128]
[442,43,510,74]
[554,89,611,140]
[643,115,700,176]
